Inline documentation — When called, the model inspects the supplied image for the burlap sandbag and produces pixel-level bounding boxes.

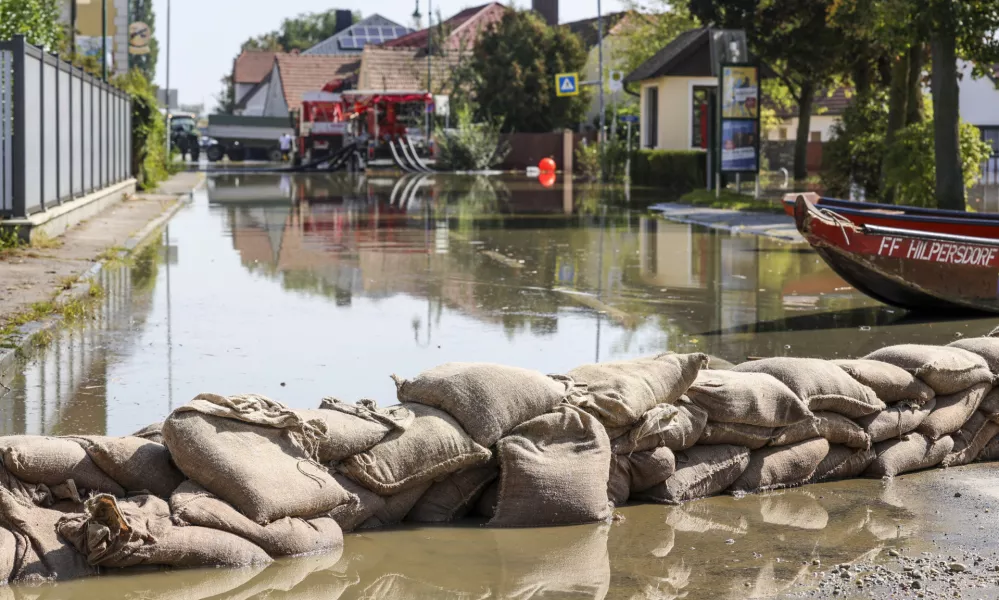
[626,447,677,493]
[339,403,491,496]
[831,359,935,405]
[0,436,124,497]
[360,481,433,528]
[612,401,707,454]
[162,393,354,524]
[942,411,999,467]
[0,488,94,583]
[0,526,14,584]
[729,438,830,494]
[566,353,708,429]
[607,456,631,506]
[916,382,991,439]
[811,445,875,482]
[72,436,185,498]
[978,387,999,417]
[475,481,499,518]
[855,398,936,443]
[948,337,999,375]
[0,460,63,508]
[493,523,610,600]
[300,398,414,463]
[770,412,871,450]
[131,422,164,444]
[170,480,344,557]
[979,436,999,462]
[700,422,773,449]
[58,494,271,568]
[687,370,812,427]
[392,363,571,447]
[732,358,884,418]
[634,445,750,505]
[407,463,499,523]
[328,474,386,533]
[491,405,612,527]
[865,433,955,478]
[863,344,994,395]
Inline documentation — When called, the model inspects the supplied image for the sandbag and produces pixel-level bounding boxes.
[0,526,14,584]
[855,397,936,443]
[170,481,344,557]
[700,422,773,449]
[942,411,999,467]
[0,436,124,497]
[607,456,631,506]
[916,382,991,439]
[978,387,999,417]
[0,487,94,583]
[812,445,876,482]
[393,363,570,447]
[360,481,433,528]
[686,370,813,427]
[865,433,955,478]
[72,436,185,498]
[491,405,612,527]
[831,359,935,405]
[339,403,491,496]
[979,435,999,462]
[612,401,707,454]
[732,358,884,418]
[626,447,677,493]
[407,463,499,523]
[493,523,610,600]
[131,422,164,444]
[299,398,414,463]
[634,445,750,505]
[58,494,271,568]
[729,438,830,494]
[475,481,499,518]
[770,412,871,450]
[948,337,999,375]
[566,353,708,429]
[162,393,354,524]
[328,474,386,533]
[863,344,994,395]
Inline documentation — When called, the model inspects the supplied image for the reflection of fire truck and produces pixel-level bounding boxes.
[295,83,432,164]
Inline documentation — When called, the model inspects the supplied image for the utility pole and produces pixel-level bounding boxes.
[597,0,605,182]
[71,1,78,60]
[426,0,432,140]
[101,0,107,80]
[165,0,172,158]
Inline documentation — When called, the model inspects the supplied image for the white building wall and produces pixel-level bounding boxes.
[262,65,289,118]
[959,61,999,127]
[766,115,839,142]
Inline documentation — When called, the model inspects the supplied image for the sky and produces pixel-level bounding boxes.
[152,0,628,112]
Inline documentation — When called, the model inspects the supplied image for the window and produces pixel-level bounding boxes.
[645,87,659,148]
[810,131,822,142]
[778,128,788,140]
[982,127,999,156]
[691,86,712,149]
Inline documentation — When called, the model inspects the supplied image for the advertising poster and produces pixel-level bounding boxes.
[721,120,758,172]
[721,66,759,119]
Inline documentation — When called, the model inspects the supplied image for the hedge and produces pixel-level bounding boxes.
[630,150,707,192]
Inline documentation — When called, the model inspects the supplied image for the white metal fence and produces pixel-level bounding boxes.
[0,35,132,218]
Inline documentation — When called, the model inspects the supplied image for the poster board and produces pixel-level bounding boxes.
[718,62,761,175]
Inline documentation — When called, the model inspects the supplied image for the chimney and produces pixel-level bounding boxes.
[532,0,558,26]
[335,10,353,35]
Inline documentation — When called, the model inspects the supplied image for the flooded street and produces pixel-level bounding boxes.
[3,173,999,598]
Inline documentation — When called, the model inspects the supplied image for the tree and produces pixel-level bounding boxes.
[242,9,360,53]
[620,1,699,76]
[129,0,159,82]
[471,10,589,133]
[0,0,63,50]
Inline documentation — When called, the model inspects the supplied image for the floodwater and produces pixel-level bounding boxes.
[3,173,999,599]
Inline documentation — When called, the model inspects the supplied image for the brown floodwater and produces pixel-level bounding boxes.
[3,173,999,598]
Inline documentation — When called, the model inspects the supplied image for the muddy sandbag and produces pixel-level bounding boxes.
[0,436,124,497]
[626,447,677,493]
[328,474,385,533]
[831,359,935,405]
[339,403,491,496]
[863,344,994,395]
[392,363,570,447]
[131,422,164,444]
[634,445,750,505]
[978,387,999,417]
[491,405,612,527]
[613,401,707,454]
[407,463,499,523]
[360,481,433,528]
[0,488,93,583]
[607,456,631,506]
[865,433,954,478]
[812,445,876,482]
[162,393,354,525]
[732,358,884,418]
[687,370,813,427]
[916,382,991,439]
[978,435,999,462]
[855,397,936,443]
[59,494,270,568]
[72,436,185,498]
[475,481,499,518]
[170,480,344,557]
[942,411,999,467]
[0,526,14,584]
[566,353,708,429]
[301,398,414,463]
[494,523,610,599]
[700,422,773,449]
[729,438,830,494]
[771,412,871,450]
[948,337,999,375]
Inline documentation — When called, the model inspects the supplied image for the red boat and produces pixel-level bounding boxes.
[794,196,999,314]
[782,192,999,239]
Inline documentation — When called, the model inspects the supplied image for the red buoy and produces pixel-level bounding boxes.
[539,157,556,173]
[539,172,556,188]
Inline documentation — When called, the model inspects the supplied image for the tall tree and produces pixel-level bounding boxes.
[128,0,159,81]
[0,0,62,50]
[620,1,700,76]
[471,10,589,133]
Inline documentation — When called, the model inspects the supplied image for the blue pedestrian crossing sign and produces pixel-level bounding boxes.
[556,73,579,97]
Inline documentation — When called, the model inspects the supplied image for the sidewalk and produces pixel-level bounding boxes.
[649,202,803,243]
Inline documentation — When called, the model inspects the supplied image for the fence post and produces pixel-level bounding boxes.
[11,35,26,218]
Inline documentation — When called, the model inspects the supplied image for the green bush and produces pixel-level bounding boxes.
[575,139,600,182]
[821,92,888,199]
[114,70,170,190]
[630,150,707,192]
[436,104,510,171]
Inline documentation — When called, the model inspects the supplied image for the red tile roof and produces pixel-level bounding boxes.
[233,51,279,84]
[384,2,507,51]
[274,54,361,110]
[357,46,468,92]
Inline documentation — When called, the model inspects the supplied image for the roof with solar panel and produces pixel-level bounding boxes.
[303,15,412,56]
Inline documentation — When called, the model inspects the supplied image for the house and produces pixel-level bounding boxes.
[356,46,467,93]
[769,88,852,143]
[567,11,635,127]
[237,53,360,118]
[304,14,411,56]
[232,51,279,108]
[959,61,999,152]
[384,2,507,52]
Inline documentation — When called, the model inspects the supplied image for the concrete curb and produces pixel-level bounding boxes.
[0,176,204,389]
[649,203,804,243]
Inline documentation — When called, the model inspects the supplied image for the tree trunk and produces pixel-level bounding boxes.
[793,80,814,182]
[905,42,925,125]
[881,53,910,204]
[931,32,965,211]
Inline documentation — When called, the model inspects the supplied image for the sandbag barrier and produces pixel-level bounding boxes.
[3,337,999,585]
